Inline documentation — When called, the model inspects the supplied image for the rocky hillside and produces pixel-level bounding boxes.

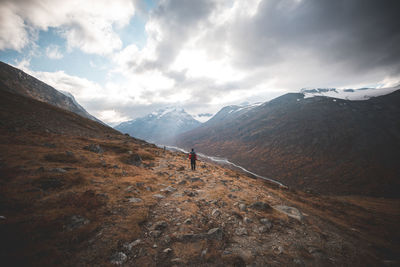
[176,91,400,197]
[0,61,101,123]
[1,80,399,266]
[115,107,201,145]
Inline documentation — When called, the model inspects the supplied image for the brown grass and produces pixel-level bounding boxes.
[44,152,78,163]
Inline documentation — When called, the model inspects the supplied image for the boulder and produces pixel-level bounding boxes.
[273,205,303,221]
[207,227,223,240]
[84,144,103,154]
[124,154,142,166]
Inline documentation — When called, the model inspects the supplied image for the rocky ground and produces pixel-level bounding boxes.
[1,129,399,266]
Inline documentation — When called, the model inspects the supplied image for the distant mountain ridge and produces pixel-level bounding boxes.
[0,61,102,123]
[115,107,201,144]
[176,89,400,197]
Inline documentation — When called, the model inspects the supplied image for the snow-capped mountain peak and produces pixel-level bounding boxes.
[115,107,201,144]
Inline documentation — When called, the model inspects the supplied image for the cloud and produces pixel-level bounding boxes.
[45,45,63,59]
[0,3,30,51]
[112,0,400,113]
[97,110,130,126]
[4,0,400,125]
[0,0,135,55]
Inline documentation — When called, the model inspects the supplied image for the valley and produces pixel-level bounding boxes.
[0,80,399,266]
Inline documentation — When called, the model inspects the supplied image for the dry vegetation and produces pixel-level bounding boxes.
[1,129,399,266]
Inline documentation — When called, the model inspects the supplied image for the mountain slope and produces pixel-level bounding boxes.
[0,88,399,266]
[0,61,101,123]
[115,107,201,144]
[176,91,400,197]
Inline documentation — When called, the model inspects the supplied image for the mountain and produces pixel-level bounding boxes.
[0,61,102,123]
[1,86,399,266]
[176,89,400,197]
[204,102,263,126]
[115,107,201,144]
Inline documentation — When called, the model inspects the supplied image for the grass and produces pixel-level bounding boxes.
[44,152,78,163]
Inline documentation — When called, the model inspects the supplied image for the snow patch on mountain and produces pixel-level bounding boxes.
[301,86,400,100]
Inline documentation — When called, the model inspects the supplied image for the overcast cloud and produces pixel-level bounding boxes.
[1,0,399,125]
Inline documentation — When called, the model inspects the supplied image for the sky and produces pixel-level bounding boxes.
[1,0,400,125]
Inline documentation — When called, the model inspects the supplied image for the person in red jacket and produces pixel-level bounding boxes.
[189,148,197,171]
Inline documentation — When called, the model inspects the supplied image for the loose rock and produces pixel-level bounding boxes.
[125,154,142,166]
[243,217,252,224]
[110,252,127,265]
[151,230,162,238]
[249,201,271,211]
[123,239,141,250]
[163,248,172,254]
[84,144,103,154]
[160,186,177,193]
[239,203,247,211]
[64,215,89,231]
[211,209,220,217]
[235,227,248,236]
[260,218,273,229]
[153,194,165,199]
[128,197,143,203]
[50,168,67,173]
[153,221,168,230]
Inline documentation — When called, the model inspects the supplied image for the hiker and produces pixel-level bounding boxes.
[189,148,197,171]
